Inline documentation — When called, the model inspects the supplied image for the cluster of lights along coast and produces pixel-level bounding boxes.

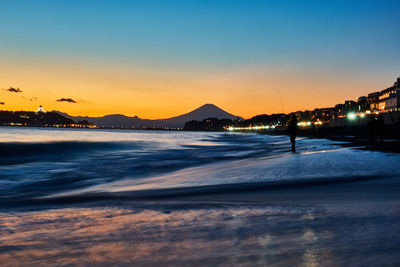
[228,77,400,131]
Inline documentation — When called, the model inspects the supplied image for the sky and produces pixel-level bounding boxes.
[0,0,399,119]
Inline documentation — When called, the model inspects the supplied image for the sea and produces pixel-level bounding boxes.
[1,126,400,266]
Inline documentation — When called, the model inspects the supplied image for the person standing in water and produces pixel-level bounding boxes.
[377,114,385,143]
[288,115,298,152]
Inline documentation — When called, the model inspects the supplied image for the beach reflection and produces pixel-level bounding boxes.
[0,203,399,266]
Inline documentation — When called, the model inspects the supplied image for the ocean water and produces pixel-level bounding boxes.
[0,127,281,204]
[1,126,399,205]
[1,127,400,266]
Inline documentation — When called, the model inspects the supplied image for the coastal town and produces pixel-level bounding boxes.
[0,105,98,128]
[227,77,400,131]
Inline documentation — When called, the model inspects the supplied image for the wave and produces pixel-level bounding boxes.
[0,141,139,165]
[2,129,398,211]
[0,134,284,205]
[1,173,394,209]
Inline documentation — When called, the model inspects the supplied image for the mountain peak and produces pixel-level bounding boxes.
[173,103,241,122]
[201,103,217,107]
[198,103,224,110]
[53,104,242,128]
[195,103,221,110]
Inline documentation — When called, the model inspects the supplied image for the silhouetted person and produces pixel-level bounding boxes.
[288,115,298,152]
[377,115,384,143]
[368,116,377,145]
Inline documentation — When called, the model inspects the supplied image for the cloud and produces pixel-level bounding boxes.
[0,102,4,105]
[57,98,76,103]
[6,87,23,93]
[30,97,38,101]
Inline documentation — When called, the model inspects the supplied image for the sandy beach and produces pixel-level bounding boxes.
[1,175,399,266]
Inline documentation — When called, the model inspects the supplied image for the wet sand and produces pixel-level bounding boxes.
[1,176,399,266]
[177,175,400,204]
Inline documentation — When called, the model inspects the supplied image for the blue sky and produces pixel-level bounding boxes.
[1,0,399,66]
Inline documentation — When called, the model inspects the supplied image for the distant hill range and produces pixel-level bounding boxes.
[54,104,242,128]
[0,111,74,126]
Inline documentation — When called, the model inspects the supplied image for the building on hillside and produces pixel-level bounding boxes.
[367,92,380,111]
[312,108,333,119]
[378,77,400,112]
[35,105,46,114]
[384,77,400,112]
[344,100,357,113]
[334,103,346,116]
[357,96,368,112]
[385,94,400,112]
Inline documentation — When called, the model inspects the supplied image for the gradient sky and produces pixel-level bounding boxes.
[0,0,399,119]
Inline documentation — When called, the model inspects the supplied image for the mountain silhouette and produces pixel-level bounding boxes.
[54,104,242,128]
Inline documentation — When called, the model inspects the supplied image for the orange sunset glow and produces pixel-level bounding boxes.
[0,55,392,119]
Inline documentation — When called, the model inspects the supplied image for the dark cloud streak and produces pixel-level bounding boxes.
[6,87,23,93]
[57,98,76,103]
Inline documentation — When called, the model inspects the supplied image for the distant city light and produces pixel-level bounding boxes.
[297,121,312,127]
[347,112,357,120]
[227,125,275,131]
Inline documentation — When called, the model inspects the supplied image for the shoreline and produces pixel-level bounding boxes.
[261,128,400,153]
[2,130,400,211]
[1,174,399,266]
[3,124,400,153]
[3,171,399,212]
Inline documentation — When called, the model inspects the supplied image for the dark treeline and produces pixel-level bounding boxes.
[184,118,232,131]
[0,111,74,126]
[232,114,289,127]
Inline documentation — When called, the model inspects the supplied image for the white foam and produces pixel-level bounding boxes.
[55,139,400,196]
